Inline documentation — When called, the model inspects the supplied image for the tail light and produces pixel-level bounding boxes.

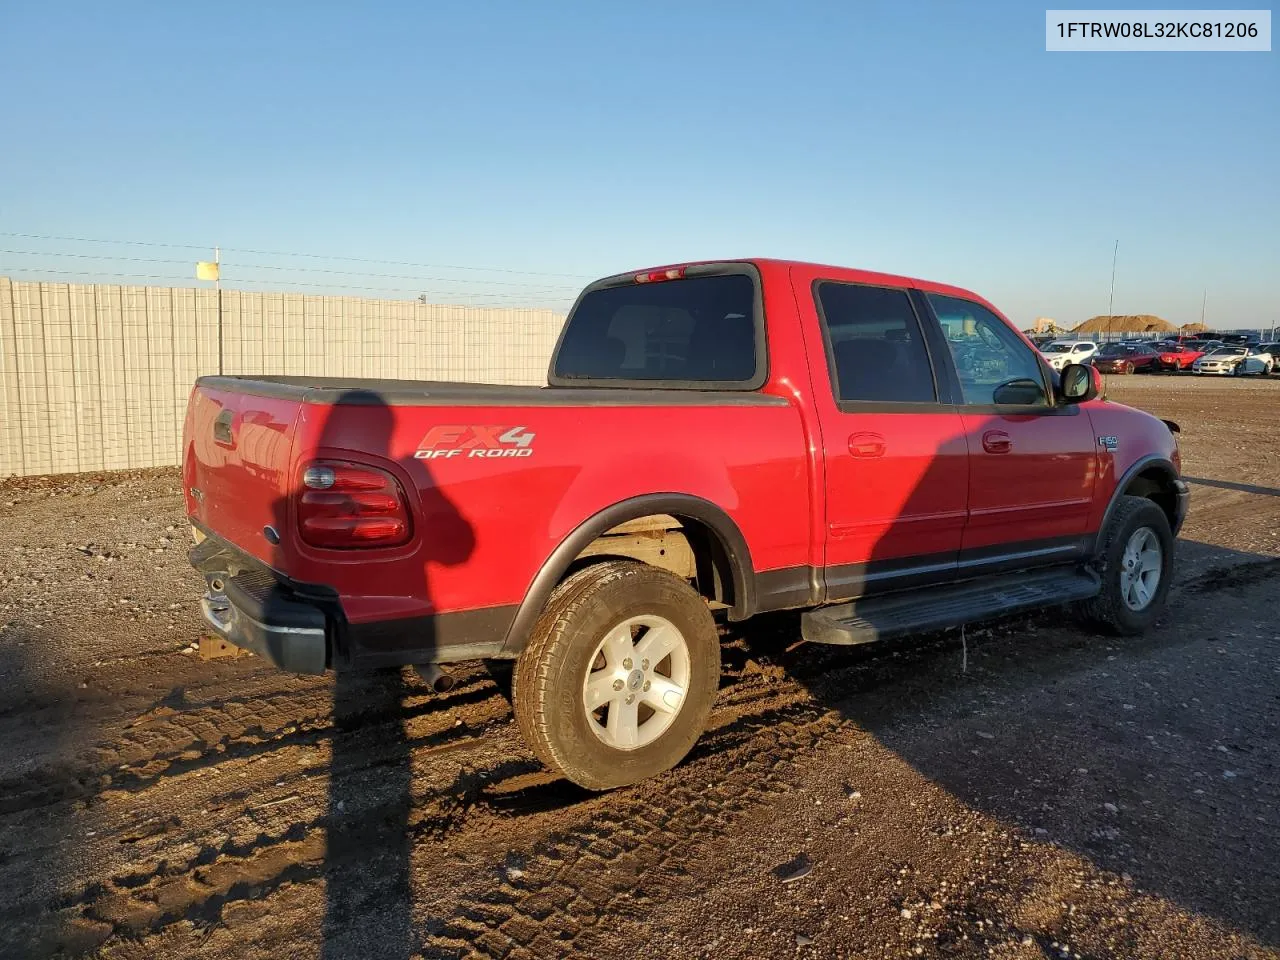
[634,266,686,283]
[296,460,411,549]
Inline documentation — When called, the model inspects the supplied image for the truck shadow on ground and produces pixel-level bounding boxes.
[749,538,1280,950]
[1184,476,1280,498]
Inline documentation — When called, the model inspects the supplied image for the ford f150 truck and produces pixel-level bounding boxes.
[183,259,1189,789]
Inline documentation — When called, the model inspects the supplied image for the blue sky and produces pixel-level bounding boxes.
[1,0,1275,327]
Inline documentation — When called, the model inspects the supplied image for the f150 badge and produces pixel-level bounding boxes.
[414,425,536,460]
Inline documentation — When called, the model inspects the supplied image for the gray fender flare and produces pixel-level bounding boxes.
[499,494,755,656]
[1094,455,1182,550]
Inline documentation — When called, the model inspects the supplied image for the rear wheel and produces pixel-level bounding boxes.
[512,561,720,790]
[1080,496,1174,635]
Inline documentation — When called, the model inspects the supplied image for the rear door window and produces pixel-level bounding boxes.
[551,272,762,387]
[814,282,938,404]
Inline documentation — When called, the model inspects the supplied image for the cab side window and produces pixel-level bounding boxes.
[815,282,937,404]
[927,294,1048,406]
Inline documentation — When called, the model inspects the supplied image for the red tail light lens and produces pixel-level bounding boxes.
[634,266,687,284]
[297,460,411,549]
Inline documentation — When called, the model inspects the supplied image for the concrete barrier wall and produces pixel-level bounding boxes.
[0,277,566,478]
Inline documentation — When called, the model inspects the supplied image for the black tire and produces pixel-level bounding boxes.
[512,561,720,790]
[1080,495,1174,635]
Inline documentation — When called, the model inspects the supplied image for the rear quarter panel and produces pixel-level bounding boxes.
[183,385,301,563]
[282,398,811,625]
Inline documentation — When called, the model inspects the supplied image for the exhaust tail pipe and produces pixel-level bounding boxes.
[415,663,456,693]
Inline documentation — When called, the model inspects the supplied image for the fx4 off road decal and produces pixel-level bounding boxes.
[414,425,536,460]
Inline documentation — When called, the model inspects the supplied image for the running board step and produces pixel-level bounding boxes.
[801,568,1100,646]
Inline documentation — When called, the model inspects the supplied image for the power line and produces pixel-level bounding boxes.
[0,232,210,252]
[0,266,575,306]
[0,248,192,266]
[0,231,596,280]
[0,248,583,291]
[217,260,581,290]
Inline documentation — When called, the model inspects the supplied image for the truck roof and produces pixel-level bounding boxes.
[609,258,1001,319]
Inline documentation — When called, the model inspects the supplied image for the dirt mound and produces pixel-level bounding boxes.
[1073,314,1175,334]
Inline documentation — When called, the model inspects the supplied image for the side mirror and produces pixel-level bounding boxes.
[1059,362,1102,403]
[991,377,1047,406]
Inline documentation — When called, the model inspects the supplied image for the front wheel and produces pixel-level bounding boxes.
[1080,496,1174,635]
[1123,361,1134,375]
[512,561,720,790]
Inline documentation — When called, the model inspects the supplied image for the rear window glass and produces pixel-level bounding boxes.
[816,282,937,403]
[552,273,759,384]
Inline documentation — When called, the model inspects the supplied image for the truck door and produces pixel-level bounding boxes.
[922,292,1098,569]
[798,274,969,600]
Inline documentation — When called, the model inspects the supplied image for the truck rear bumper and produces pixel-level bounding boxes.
[188,524,511,671]
[200,572,328,674]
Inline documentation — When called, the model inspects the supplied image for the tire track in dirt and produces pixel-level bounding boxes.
[49,674,810,957]
[420,710,846,959]
[413,558,1280,959]
[12,557,1280,958]
[0,668,506,817]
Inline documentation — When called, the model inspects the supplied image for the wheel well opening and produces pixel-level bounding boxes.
[1124,468,1178,531]
[564,513,737,610]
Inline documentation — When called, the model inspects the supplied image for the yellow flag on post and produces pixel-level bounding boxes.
[196,261,220,281]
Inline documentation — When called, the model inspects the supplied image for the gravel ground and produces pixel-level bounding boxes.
[0,375,1277,960]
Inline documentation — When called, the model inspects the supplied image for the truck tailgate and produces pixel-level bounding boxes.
[183,383,303,566]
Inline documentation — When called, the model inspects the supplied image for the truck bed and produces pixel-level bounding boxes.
[181,373,812,666]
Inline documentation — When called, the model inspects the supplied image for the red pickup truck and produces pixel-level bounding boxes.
[183,259,1189,789]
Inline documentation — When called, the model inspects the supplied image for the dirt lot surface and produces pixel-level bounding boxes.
[2,375,1278,960]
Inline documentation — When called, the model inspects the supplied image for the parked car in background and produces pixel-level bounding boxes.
[1091,343,1161,374]
[1155,343,1204,371]
[1192,345,1274,375]
[1040,340,1099,370]
[1258,343,1280,373]
[1241,344,1275,374]
[1193,346,1248,375]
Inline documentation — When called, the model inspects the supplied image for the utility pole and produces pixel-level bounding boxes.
[215,245,223,376]
[195,248,223,374]
[1107,240,1119,317]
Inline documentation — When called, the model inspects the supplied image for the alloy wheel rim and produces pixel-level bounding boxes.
[1119,527,1162,611]
[582,615,690,751]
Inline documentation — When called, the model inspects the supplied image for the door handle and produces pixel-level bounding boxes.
[848,432,886,459]
[982,430,1012,454]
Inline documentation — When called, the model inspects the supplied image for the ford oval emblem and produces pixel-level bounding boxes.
[263,525,281,545]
